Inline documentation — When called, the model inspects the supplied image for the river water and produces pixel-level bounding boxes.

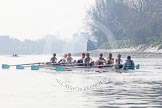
[0,54,162,108]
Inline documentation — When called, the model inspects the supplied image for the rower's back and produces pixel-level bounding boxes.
[106,53,114,64]
[51,53,57,63]
[66,53,73,64]
[84,53,93,66]
[115,54,123,69]
[123,56,135,70]
[77,53,85,64]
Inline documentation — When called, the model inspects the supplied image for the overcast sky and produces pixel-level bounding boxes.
[0,0,94,40]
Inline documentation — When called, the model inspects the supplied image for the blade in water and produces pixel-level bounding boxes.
[56,66,66,72]
[2,64,10,69]
[31,65,40,70]
[136,64,140,69]
[16,65,25,70]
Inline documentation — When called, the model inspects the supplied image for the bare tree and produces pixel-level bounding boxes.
[87,0,162,48]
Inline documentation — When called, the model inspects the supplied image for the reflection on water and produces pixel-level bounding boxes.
[0,55,162,108]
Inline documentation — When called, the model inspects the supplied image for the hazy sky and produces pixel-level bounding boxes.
[0,0,94,40]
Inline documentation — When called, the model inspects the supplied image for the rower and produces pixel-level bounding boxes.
[123,56,135,70]
[95,53,106,65]
[115,54,123,69]
[58,53,67,63]
[77,53,85,63]
[106,53,114,64]
[50,53,57,63]
[77,53,85,66]
[66,53,74,64]
[84,53,93,66]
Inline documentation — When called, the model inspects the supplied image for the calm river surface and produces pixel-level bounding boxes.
[0,54,162,108]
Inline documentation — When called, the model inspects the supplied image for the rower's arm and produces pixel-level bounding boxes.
[115,59,118,64]
[90,58,93,62]
[112,58,115,64]
[121,59,123,63]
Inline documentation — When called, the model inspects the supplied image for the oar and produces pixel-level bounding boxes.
[2,64,28,70]
[31,65,40,70]
[54,64,113,72]
[30,63,64,71]
[32,65,69,71]
[136,64,140,69]
[31,63,86,71]
[2,64,10,69]
[55,66,66,71]
[16,65,25,70]
[2,62,52,69]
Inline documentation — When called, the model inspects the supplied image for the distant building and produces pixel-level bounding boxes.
[87,35,98,51]
[72,32,98,52]
[87,39,98,51]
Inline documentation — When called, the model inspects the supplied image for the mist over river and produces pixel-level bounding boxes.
[0,53,162,108]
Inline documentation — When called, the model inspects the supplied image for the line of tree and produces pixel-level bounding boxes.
[87,0,162,48]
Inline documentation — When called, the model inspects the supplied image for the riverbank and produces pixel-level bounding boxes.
[74,46,162,58]
[98,46,162,53]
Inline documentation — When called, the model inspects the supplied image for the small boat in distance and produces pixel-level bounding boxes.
[12,53,19,57]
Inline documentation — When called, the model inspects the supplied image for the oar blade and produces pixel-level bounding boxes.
[16,65,25,70]
[136,64,140,69]
[2,64,10,69]
[56,66,66,72]
[31,65,40,70]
